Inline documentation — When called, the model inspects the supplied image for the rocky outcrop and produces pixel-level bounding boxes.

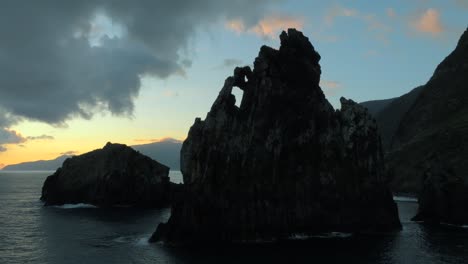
[151,29,401,245]
[412,154,468,224]
[41,142,173,208]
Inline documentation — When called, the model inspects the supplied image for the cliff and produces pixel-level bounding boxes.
[386,28,468,195]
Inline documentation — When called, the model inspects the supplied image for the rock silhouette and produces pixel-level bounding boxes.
[360,28,468,196]
[412,154,468,225]
[152,29,401,245]
[41,142,173,208]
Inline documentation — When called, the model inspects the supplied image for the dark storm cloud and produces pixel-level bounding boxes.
[0,128,26,146]
[27,135,55,140]
[0,0,278,126]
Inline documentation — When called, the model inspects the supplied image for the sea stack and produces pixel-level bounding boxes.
[151,29,401,245]
[41,142,172,208]
[412,154,468,224]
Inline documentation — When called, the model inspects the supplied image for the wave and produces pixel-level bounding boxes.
[289,232,353,240]
[110,234,152,246]
[135,236,151,246]
[393,196,418,202]
[52,203,97,209]
[440,222,468,229]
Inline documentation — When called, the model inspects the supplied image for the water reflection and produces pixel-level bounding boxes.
[3,172,468,264]
[155,201,468,264]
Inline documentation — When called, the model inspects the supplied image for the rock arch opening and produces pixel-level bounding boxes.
[231,86,243,108]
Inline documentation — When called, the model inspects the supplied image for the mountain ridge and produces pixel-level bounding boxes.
[2,139,183,171]
[359,27,468,194]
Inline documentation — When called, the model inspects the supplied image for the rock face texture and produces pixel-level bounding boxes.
[41,142,172,207]
[362,86,424,151]
[412,154,468,224]
[359,28,468,195]
[387,28,468,195]
[151,29,400,245]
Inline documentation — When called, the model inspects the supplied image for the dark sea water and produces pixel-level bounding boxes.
[1,171,468,264]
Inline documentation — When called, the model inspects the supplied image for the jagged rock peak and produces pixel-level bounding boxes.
[152,29,400,245]
[279,28,321,63]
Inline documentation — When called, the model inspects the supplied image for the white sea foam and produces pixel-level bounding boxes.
[289,233,310,240]
[289,232,353,240]
[393,196,418,202]
[52,203,97,209]
[135,236,151,246]
[440,223,468,229]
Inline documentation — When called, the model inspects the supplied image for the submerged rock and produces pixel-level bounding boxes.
[41,142,173,208]
[412,154,468,224]
[151,29,400,245]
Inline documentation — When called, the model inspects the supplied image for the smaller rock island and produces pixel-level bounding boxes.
[41,142,173,208]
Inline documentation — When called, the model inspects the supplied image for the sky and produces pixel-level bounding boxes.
[0,0,467,168]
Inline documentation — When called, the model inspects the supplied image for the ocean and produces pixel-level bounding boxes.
[1,171,468,264]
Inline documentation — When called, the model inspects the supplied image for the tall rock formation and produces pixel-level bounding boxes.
[151,29,400,245]
[41,142,173,208]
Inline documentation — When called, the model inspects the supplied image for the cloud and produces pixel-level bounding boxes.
[250,15,305,39]
[0,128,26,152]
[0,129,55,151]
[226,19,246,34]
[60,151,79,156]
[323,5,392,44]
[320,80,343,96]
[324,6,359,26]
[411,8,444,36]
[0,163,5,169]
[0,1,277,129]
[0,130,55,152]
[0,129,26,145]
[386,8,396,18]
[27,135,55,140]
[226,14,304,39]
